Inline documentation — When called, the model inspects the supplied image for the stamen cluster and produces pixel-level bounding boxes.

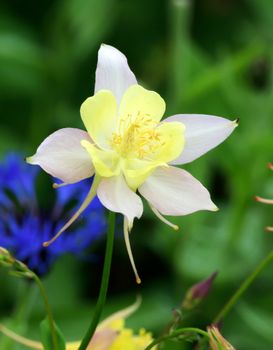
[111,112,163,159]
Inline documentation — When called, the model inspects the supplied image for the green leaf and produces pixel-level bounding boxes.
[40,318,66,350]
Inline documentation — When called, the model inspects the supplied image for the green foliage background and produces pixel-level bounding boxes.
[0,0,273,349]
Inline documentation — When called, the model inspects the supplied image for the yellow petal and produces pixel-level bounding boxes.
[121,121,184,190]
[81,140,120,177]
[153,121,185,163]
[80,90,117,149]
[119,85,166,125]
[109,328,153,350]
[122,158,163,191]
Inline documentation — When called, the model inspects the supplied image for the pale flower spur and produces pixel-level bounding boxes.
[255,162,273,232]
[27,44,238,283]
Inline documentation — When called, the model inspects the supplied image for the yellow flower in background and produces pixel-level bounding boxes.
[27,44,237,283]
[0,299,155,350]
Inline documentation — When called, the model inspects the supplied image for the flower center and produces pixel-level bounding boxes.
[111,112,163,159]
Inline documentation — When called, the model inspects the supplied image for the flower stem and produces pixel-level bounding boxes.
[213,249,273,324]
[78,211,116,350]
[168,0,192,112]
[144,327,209,350]
[32,274,58,350]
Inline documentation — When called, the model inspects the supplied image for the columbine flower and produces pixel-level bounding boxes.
[0,299,155,350]
[207,326,235,350]
[0,154,106,275]
[27,44,237,282]
[255,163,273,232]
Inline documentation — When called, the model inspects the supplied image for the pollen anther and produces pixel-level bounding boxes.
[110,113,162,159]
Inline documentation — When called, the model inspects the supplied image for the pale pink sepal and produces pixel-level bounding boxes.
[164,114,238,165]
[139,166,218,216]
[27,128,94,184]
[95,44,137,104]
[88,328,117,350]
[97,175,143,224]
[98,297,141,330]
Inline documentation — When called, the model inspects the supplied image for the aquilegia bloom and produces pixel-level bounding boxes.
[27,44,237,282]
[0,154,106,275]
[0,298,154,350]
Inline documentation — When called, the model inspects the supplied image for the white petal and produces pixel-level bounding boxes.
[139,166,217,216]
[97,175,143,223]
[27,128,94,184]
[95,44,137,104]
[163,114,238,165]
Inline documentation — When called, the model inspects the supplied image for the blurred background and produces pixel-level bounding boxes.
[0,0,273,349]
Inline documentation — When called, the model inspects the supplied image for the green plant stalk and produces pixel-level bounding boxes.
[213,249,273,324]
[168,0,192,113]
[144,327,209,350]
[78,211,116,350]
[32,274,58,350]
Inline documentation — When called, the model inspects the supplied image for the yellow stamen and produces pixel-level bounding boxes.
[43,176,100,247]
[149,205,179,231]
[111,113,162,160]
[123,218,141,284]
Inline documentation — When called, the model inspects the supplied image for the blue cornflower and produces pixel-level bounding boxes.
[0,154,106,275]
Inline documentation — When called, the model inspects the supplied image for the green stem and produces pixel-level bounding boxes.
[168,0,192,113]
[213,249,273,324]
[144,327,209,350]
[78,211,116,350]
[32,274,58,350]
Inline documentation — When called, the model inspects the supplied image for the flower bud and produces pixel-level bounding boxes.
[0,247,34,279]
[0,247,9,255]
[207,326,235,350]
[0,247,14,265]
[182,272,217,309]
